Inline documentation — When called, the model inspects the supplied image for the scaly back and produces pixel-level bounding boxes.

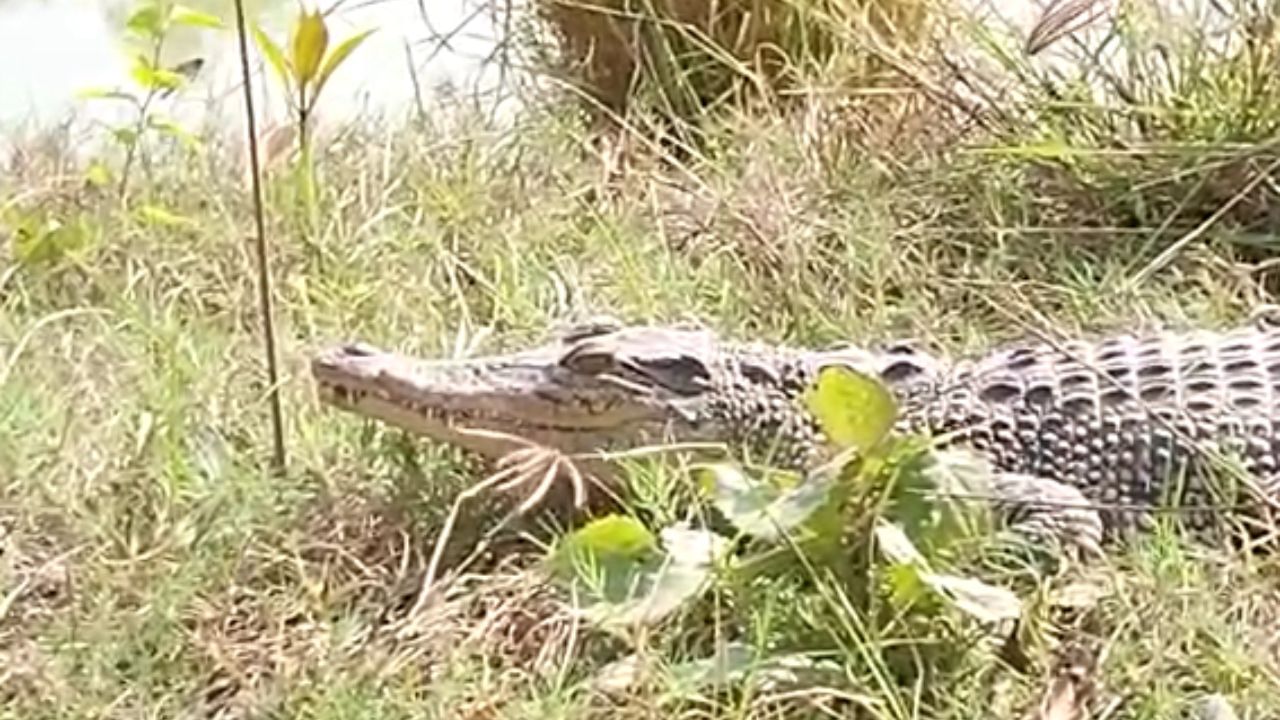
[896,324,1280,533]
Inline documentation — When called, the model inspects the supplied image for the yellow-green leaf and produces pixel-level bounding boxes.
[77,86,137,103]
[313,28,375,100]
[252,25,292,88]
[147,116,200,149]
[545,516,715,633]
[290,9,329,88]
[550,515,657,575]
[169,4,222,29]
[804,364,898,453]
[129,55,183,93]
[136,205,193,228]
[84,161,113,188]
[698,463,835,541]
[12,218,92,266]
[126,4,164,37]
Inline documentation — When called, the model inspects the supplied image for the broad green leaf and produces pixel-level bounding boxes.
[804,364,898,453]
[699,463,836,541]
[169,4,222,28]
[546,516,722,633]
[914,447,998,542]
[290,9,329,88]
[873,520,926,565]
[550,515,656,571]
[922,572,1022,624]
[253,25,293,88]
[313,28,375,100]
[874,520,1021,625]
[126,4,164,37]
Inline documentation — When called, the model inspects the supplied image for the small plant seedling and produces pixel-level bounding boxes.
[79,0,223,200]
[252,6,374,217]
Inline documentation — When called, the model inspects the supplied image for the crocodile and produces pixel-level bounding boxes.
[311,318,1280,554]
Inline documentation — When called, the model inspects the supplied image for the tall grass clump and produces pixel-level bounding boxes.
[924,0,1280,287]
[525,0,939,147]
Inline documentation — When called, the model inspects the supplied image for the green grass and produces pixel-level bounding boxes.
[6,14,1280,714]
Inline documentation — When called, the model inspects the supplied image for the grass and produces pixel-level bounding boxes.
[5,2,1280,716]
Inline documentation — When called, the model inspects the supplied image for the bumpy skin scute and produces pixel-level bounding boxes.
[312,320,1280,554]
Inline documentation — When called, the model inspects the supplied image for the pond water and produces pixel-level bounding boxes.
[0,0,517,154]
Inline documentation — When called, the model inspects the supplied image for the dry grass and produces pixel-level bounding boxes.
[529,0,944,158]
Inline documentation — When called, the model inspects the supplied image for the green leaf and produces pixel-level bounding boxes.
[883,561,933,611]
[874,521,1021,625]
[76,87,139,104]
[312,28,375,100]
[290,9,329,88]
[973,139,1081,160]
[699,463,836,541]
[873,520,926,566]
[12,217,92,266]
[111,127,139,147]
[923,572,1022,624]
[169,4,222,29]
[129,55,184,93]
[126,4,165,37]
[135,204,193,228]
[804,364,898,454]
[147,115,199,149]
[253,24,293,89]
[84,161,113,188]
[915,448,999,540]
[546,516,724,633]
[550,515,657,572]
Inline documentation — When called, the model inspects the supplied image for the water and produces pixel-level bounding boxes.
[0,0,519,155]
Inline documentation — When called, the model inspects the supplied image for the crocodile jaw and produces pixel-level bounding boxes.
[310,341,708,459]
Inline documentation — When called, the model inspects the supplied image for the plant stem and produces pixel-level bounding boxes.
[231,0,287,474]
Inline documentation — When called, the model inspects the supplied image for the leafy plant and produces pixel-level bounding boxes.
[6,210,96,270]
[545,365,1031,705]
[251,7,374,218]
[547,515,728,635]
[80,0,222,200]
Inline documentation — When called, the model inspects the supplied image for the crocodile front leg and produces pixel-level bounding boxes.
[984,472,1105,559]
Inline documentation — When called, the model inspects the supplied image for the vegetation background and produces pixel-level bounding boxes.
[4,0,1280,717]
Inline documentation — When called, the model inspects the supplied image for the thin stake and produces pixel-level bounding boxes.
[231,0,287,474]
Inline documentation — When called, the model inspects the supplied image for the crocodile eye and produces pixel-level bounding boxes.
[561,348,615,375]
[628,355,711,395]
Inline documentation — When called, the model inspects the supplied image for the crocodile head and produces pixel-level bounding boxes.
[311,320,940,468]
